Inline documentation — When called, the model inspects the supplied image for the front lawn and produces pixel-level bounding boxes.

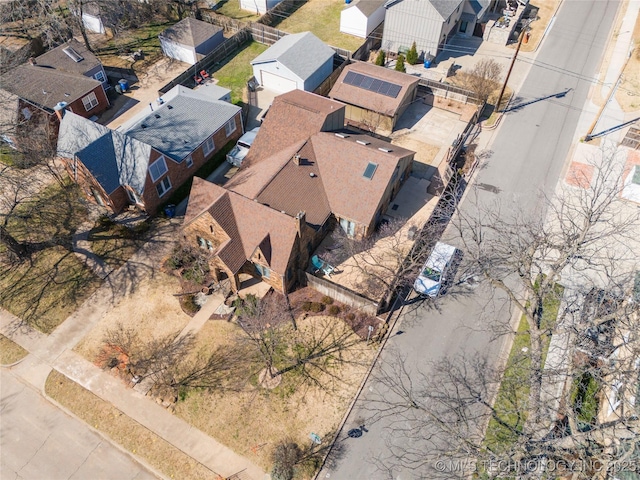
[88,217,154,270]
[275,0,365,52]
[214,41,268,104]
[0,180,102,333]
[0,334,28,365]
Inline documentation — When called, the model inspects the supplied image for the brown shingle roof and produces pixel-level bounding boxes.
[159,18,223,48]
[226,90,345,199]
[185,177,299,275]
[35,38,102,76]
[329,61,419,116]
[258,131,414,228]
[0,64,102,112]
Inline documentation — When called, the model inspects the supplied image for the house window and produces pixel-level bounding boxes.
[185,155,193,168]
[225,117,237,137]
[203,136,215,156]
[255,263,271,278]
[197,236,213,250]
[93,71,106,83]
[340,218,356,237]
[82,92,99,111]
[149,156,168,182]
[156,176,171,197]
[206,239,213,250]
[209,225,214,233]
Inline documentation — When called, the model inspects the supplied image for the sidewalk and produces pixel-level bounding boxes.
[0,214,267,480]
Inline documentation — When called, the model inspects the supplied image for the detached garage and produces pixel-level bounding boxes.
[340,0,386,38]
[159,18,224,66]
[251,32,335,94]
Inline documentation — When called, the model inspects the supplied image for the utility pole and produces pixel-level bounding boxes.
[496,21,531,112]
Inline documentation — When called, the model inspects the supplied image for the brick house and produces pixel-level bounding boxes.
[57,85,242,215]
[184,90,414,293]
[0,63,110,148]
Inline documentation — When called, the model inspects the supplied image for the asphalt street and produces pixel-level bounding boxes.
[322,1,620,478]
[0,368,158,480]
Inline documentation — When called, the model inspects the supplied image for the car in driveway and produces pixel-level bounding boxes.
[226,127,260,166]
[413,241,457,297]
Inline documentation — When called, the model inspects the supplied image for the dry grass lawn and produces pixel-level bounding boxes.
[174,315,375,471]
[275,0,365,52]
[0,334,28,365]
[74,272,190,360]
[45,370,219,480]
[214,0,262,22]
[519,0,562,53]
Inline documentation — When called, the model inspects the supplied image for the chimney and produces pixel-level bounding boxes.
[295,211,306,236]
[293,153,301,165]
[53,101,68,121]
[28,57,36,66]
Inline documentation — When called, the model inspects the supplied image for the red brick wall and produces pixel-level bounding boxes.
[65,85,110,118]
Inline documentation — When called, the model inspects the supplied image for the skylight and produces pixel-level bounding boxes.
[63,47,84,63]
[363,162,377,180]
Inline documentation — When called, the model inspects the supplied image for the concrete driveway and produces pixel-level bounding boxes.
[1,368,158,480]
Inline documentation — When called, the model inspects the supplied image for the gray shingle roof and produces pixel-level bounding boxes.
[349,0,386,16]
[35,38,102,76]
[57,112,151,194]
[251,32,335,82]
[159,18,223,48]
[384,0,463,19]
[123,85,241,162]
[0,64,102,112]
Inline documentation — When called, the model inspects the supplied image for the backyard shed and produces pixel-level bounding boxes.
[240,0,283,14]
[159,18,224,65]
[251,32,335,94]
[340,0,386,38]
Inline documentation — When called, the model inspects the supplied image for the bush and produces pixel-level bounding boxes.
[301,301,313,312]
[328,305,340,315]
[406,41,418,65]
[346,312,356,321]
[182,294,200,315]
[374,50,385,66]
[271,440,301,480]
[395,54,406,72]
[309,302,325,313]
[321,295,334,305]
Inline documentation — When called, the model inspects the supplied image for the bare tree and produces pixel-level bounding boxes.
[460,58,503,102]
[358,146,640,478]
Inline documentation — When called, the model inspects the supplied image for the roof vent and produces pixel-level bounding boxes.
[62,46,84,63]
[378,147,392,153]
[141,124,147,129]
[293,154,301,165]
[335,133,349,138]
[356,140,370,146]
[309,172,316,178]
[167,105,173,109]
[155,114,161,119]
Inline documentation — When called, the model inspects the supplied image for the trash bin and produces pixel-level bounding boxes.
[423,58,432,68]
[164,204,176,218]
[118,79,129,92]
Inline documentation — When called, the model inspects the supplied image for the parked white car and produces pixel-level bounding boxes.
[413,242,457,297]
[226,127,260,166]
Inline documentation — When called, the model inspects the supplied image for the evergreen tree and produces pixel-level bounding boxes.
[395,54,406,73]
[406,41,418,65]
[375,50,385,66]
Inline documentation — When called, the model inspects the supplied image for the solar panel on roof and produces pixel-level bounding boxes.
[363,162,377,180]
[342,70,403,98]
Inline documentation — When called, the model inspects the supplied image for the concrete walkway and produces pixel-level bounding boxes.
[0,217,266,480]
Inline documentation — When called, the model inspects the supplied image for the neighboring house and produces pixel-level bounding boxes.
[340,0,386,38]
[79,2,106,34]
[159,18,224,65]
[251,32,335,94]
[329,61,419,132]
[0,63,110,146]
[34,38,110,91]
[382,0,492,57]
[460,0,493,37]
[57,85,242,215]
[240,0,283,14]
[184,90,415,293]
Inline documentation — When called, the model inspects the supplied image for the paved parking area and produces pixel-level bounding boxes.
[1,368,158,480]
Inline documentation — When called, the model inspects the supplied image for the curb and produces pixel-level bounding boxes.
[314,295,406,479]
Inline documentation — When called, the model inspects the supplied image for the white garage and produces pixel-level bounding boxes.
[159,18,224,66]
[251,32,335,94]
[340,0,386,38]
[260,71,298,93]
